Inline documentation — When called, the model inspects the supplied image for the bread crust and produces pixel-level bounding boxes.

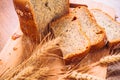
[13,0,40,43]
[13,0,69,43]
[64,28,90,64]
[51,13,90,64]
[73,6,107,50]
[70,3,88,8]
[91,9,120,47]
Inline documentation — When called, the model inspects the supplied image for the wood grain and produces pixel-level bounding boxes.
[0,0,119,79]
[0,0,19,51]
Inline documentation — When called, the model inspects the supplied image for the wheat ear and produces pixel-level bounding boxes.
[12,66,34,79]
[77,54,120,73]
[99,55,120,65]
[26,67,49,80]
[1,37,62,79]
[67,71,104,80]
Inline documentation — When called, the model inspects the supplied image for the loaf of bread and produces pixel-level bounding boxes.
[91,9,120,46]
[13,0,69,43]
[51,13,90,64]
[72,6,107,49]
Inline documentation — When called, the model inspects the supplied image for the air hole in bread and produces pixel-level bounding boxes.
[45,2,48,7]
[72,16,77,21]
[74,11,77,13]
[96,31,103,34]
[56,44,59,46]
[45,2,51,11]
[86,47,89,49]
[66,30,68,32]
[78,6,81,8]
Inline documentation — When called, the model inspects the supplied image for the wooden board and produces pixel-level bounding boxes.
[0,0,118,79]
[0,0,19,51]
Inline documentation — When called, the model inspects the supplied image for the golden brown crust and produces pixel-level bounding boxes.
[82,7,107,49]
[91,9,120,47]
[13,0,40,43]
[64,36,90,65]
[74,6,107,50]
[70,3,88,8]
[51,13,91,64]
[64,48,90,65]
[13,0,70,43]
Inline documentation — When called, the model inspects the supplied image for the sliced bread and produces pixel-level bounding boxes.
[50,14,90,64]
[13,0,69,43]
[91,9,120,46]
[72,6,107,49]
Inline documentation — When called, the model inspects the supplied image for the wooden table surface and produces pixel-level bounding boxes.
[0,0,120,79]
[93,0,120,21]
[0,0,19,51]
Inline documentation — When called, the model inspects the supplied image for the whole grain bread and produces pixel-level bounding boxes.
[51,14,90,64]
[13,0,69,43]
[72,6,107,49]
[91,9,120,46]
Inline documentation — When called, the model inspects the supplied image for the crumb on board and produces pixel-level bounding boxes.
[16,9,23,16]
[13,47,17,51]
[11,33,21,40]
[0,59,3,65]
[9,53,11,55]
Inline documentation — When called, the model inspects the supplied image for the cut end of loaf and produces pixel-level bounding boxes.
[73,6,107,49]
[13,0,69,42]
[29,0,69,37]
[91,9,120,46]
[64,47,90,65]
[51,13,90,64]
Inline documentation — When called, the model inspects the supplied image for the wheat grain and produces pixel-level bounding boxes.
[26,67,49,80]
[99,55,120,65]
[77,55,120,73]
[13,66,48,79]
[68,71,104,80]
[12,66,34,79]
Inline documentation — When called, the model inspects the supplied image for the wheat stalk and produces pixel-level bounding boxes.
[67,71,104,80]
[0,37,63,80]
[77,54,120,73]
[12,67,49,80]
[26,67,49,80]
[59,54,120,79]
[99,55,120,65]
[12,66,34,79]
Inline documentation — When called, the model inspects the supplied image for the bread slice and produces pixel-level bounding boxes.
[91,9,120,46]
[72,6,107,49]
[13,0,69,43]
[50,14,90,64]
